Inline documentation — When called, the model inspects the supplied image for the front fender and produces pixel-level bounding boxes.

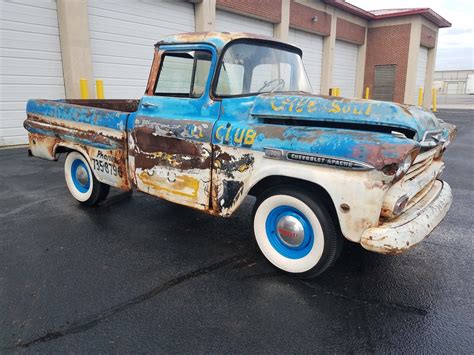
[212,146,388,242]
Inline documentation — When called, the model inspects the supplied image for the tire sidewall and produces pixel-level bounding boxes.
[253,187,338,277]
[65,152,94,202]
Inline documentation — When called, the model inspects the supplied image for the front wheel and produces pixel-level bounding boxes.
[252,186,342,278]
[64,151,109,206]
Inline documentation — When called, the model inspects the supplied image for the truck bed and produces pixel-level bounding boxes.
[24,99,139,190]
[24,99,139,152]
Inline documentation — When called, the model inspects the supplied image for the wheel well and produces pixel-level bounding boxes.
[248,176,341,232]
[55,145,73,156]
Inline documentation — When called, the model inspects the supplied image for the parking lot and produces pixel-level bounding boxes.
[1,109,473,353]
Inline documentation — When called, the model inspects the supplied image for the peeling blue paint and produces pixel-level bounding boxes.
[26,99,129,132]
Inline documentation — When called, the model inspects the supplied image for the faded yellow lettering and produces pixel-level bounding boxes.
[307,100,317,113]
[224,124,232,142]
[328,101,341,113]
[244,130,257,146]
[288,98,299,112]
[365,104,372,115]
[342,105,351,114]
[295,98,308,113]
[353,107,362,115]
[215,125,225,140]
[271,99,284,111]
[233,128,245,144]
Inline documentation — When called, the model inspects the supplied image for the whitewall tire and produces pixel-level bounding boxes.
[252,186,342,278]
[64,151,109,206]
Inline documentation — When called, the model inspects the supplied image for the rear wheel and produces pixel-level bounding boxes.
[64,151,109,206]
[252,186,342,278]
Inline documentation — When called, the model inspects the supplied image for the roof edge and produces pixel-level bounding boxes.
[322,1,451,28]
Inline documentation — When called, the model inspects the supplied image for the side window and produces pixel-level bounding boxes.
[216,63,244,96]
[155,51,212,98]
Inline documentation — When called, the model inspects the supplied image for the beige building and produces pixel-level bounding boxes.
[0,0,450,145]
[434,69,474,95]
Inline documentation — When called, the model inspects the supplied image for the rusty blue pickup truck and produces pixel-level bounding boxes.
[24,32,456,278]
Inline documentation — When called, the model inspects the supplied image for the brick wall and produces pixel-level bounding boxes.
[289,1,331,35]
[216,0,281,23]
[336,18,365,45]
[364,24,411,103]
[420,25,437,48]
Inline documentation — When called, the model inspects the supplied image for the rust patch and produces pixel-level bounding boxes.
[219,180,244,209]
[135,151,211,171]
[25,114,126,149]
[351,142,415,170]
[214,150,255,179]
[145,50,164,96]
[134,126,201,156]
[64,99,139,112]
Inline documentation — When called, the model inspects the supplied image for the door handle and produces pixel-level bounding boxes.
[142,102,159,108]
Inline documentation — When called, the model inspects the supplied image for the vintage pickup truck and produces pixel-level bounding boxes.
[24,32,456,278]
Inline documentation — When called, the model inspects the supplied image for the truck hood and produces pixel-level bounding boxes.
[250,93,442,141]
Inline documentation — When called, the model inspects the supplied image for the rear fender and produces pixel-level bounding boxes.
[27,134,131,191]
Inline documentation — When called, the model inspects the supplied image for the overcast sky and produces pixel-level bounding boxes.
[349,0,474,71]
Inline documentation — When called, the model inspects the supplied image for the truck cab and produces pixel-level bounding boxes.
[24,32,456,278]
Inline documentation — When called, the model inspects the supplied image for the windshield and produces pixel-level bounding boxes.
[215,42,312,97]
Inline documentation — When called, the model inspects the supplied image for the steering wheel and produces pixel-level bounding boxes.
[258,78,285,93]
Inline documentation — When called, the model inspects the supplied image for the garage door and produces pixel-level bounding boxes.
[446,82,458,95]
[88,0,195,99]
[332,40,358,97]
[216,10,273,36]
[414,46,428,103]
[373,65,396,101]
[0,0,65,146]
[288,29,323,93]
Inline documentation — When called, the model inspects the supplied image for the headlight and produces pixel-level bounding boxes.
[381,148,419,181]
[395,154,413,178]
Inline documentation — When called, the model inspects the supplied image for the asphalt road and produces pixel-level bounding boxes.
[1,109,473,353]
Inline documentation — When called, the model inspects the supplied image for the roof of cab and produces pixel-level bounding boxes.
[156,31,301,54]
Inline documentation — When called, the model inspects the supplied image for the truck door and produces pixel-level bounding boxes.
[131,44,220,211]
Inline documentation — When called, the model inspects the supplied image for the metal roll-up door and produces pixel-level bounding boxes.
[414,46,429,102]
[332,40,358,97]
[215,10,273,36]
[446,82,458,95]
[373,65,396,101]
[88,0,195,99]
[288,29,323,93]
[0,0,65,146]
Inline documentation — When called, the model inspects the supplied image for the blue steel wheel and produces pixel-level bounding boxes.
[64,151,109,206]
[71,159,90,193]
[253,186,342,278]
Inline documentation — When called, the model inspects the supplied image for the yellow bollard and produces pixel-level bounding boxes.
[365,87,370,99]
[417,87,423,106]
[80,78,89,99]
[96,79,105,99]
[432,88,437,112]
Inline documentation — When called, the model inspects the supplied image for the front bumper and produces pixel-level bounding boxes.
[360,180,452,254]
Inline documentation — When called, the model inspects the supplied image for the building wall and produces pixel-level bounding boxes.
[0,0,448,146]
[364,24,411,103]
[55,0,442,103]
[434,70,474,94]
[216,0,281,23]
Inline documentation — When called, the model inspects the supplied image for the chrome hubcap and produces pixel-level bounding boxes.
[75,165,89,186]
[276,215,305,247]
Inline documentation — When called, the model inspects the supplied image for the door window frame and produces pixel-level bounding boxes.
[144,44,218,100]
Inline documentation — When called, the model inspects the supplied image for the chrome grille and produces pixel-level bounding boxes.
[404,148,438,182]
